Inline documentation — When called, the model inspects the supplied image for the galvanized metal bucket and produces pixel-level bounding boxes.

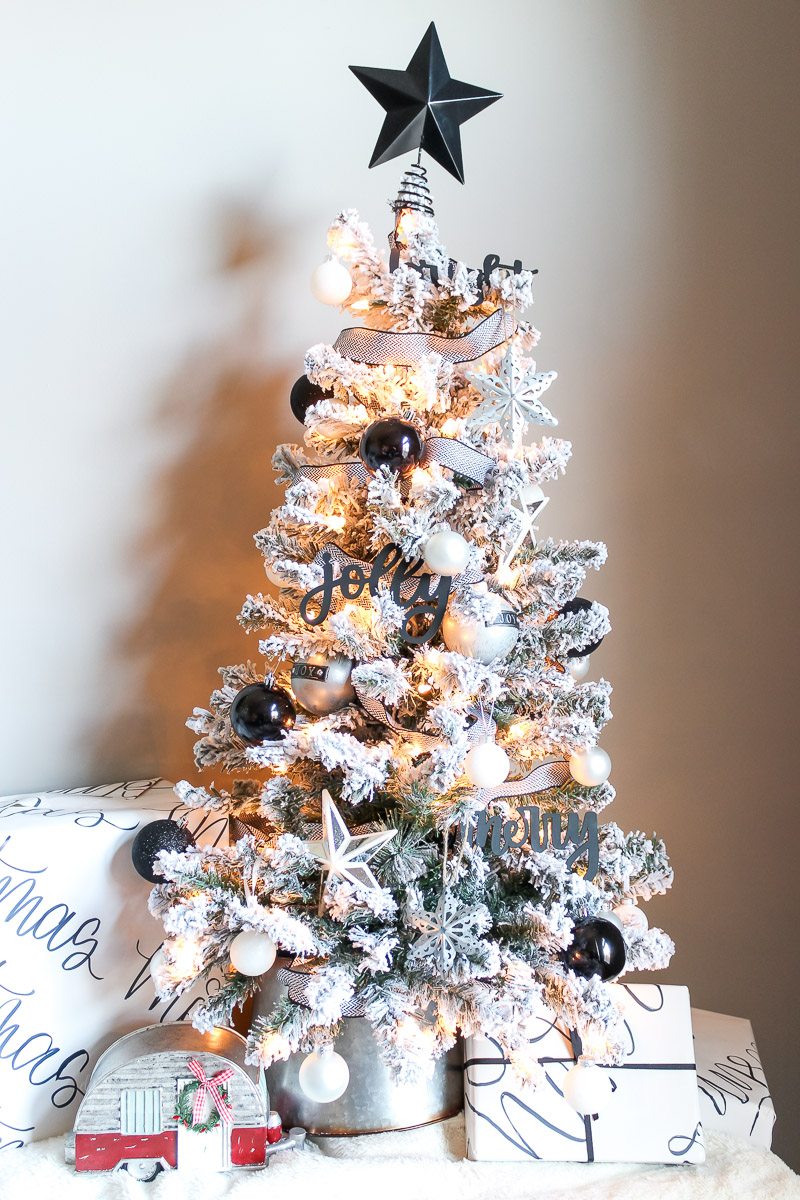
[252,959,464,1136]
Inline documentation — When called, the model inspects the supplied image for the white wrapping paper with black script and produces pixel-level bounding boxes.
[0,779,227,1148]
[692,1007,774,1149]
[464,983,705,1163]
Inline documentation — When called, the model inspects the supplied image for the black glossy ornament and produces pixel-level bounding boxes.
[359,418,424,477]
[560,597,605,658]
[290,376,333,424]
[131,819,195,883]
[230,682,296,745]
[350,23,502,184]
[563,917,626,981]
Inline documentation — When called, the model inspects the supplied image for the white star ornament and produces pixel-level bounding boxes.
[305,790,396,892]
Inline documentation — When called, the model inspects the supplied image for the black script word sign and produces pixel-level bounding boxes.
[389,248,539,299]
[461,806,599,881]
[299,542,450,645]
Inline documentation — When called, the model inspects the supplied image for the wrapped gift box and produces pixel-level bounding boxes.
[0,778,227,1148]
[692,1007,774,1149]
[464,983,704,1163]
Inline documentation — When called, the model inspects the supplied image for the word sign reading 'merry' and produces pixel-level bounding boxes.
[0,779,226,1149]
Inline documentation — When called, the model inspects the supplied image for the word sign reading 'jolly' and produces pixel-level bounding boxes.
[299,542,452,644]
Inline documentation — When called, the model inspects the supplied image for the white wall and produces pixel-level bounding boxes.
[2,0,798,1168]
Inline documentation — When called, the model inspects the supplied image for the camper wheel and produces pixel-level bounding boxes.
[122,1158,165,1182]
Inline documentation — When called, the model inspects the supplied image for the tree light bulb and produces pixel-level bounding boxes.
[395,208,419,241]
[441,418,460,437]
[350,299,370,312]
[327,227,358,258]
[496,563,520,587]
[170,937,203,981]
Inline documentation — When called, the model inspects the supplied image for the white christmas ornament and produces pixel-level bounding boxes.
[464,741,510,788]
[149,945,165,984]
[561,1062,614,1115]
[467,345,558,442]
[613,899,649,935]
[596,908,624,933]
[519,483,545,504]
[298,1045,350,1103]
[304,790,397,892]
[409,891,491,971]
[310,258,352,305]
[568,656,591,681]
[423,530,471,575]
[569,746,612,787]
[442,598,520,664]
[229,930,277,977]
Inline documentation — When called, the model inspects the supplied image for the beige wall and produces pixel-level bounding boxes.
[2,0,798,1168]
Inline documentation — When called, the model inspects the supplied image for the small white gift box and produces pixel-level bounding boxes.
[464,983,705,1163]
[692,1007,774,1148]
[0,778,226,1147]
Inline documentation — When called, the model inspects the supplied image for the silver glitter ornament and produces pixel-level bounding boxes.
[291,653,356,716]
[441,598,520,664]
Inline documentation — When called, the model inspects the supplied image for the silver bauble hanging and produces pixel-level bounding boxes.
[441,598,520,664]
[291,653,355,715]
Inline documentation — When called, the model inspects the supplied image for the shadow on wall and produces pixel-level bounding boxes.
[86,205,296,789]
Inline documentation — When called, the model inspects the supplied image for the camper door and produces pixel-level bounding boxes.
[176,1079,231,1171]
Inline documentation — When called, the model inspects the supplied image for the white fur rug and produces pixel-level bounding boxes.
[2,1117,798,1199]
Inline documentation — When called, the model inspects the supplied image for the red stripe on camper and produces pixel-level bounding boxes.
[75,1131,177,1172]
[230,1125,268,1164]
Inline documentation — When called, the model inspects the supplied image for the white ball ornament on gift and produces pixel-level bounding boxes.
[229,930,277,977]
[568,656,591,681]
[422,530,471,576]
[562,1062,613,1115]
[613,898,649,935]
[291,653,355,715]
[441,597,520,665]
[569,746,612,787]
[298,1044,350,1103]
[464,740,510,788]
[310,258,352,305]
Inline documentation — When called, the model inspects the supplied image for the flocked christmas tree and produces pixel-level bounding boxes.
[148,25,675,1101]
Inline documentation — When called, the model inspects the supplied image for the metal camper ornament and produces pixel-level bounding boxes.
[65,1023,305,1180]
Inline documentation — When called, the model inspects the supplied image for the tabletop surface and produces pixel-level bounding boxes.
[6,1116,799,1199]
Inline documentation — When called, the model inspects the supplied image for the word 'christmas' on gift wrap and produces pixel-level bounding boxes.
[460,807,599,880]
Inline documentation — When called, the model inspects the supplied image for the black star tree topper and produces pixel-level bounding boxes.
[350,23,502,184]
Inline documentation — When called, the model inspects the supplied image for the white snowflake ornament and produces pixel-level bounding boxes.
[467,345,558,442]
[304,790,396,893]
[409,890,490,971]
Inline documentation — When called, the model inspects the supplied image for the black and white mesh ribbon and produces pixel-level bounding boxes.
[474,758,572,807]
[353,685,496,754]
[277,967,367,1019]
[295,434,496,492]
[333,307,510,368]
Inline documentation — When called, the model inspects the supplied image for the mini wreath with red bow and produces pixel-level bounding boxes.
[173,1058,234,1133]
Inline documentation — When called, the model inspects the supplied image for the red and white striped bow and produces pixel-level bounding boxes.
[187,1058,234,1126]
